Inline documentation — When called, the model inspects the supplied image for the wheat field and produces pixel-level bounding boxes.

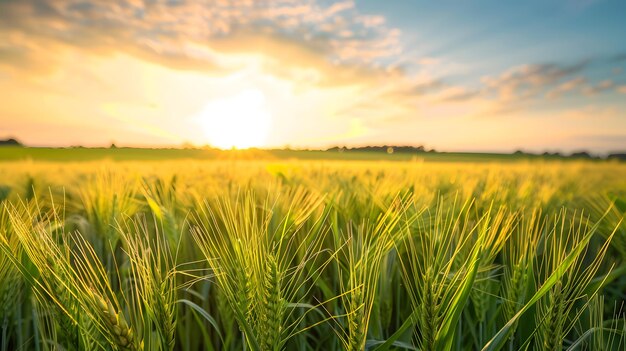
[1,159,625,350]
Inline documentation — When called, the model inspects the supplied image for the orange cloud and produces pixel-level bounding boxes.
[0,0,400,87]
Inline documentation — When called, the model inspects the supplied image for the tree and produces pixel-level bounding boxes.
[0,138,23,147]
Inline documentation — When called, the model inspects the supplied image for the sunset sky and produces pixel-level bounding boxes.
[1,0,625,152]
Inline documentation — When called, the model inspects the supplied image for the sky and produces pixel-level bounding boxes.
[1,0,625,153]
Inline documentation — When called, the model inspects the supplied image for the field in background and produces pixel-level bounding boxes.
[0,146,581,162]
[1,158,626,350]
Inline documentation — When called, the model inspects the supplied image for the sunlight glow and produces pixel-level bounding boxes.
[197,89,272,149]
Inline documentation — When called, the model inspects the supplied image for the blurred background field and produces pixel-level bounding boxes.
[0,146,610,163]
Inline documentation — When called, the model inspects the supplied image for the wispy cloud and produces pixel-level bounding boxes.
[546,77,588,99]
[582,79,617,95]
[0,0,402,87]
[481,61,588,101]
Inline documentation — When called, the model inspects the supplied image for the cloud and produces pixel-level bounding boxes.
[0,0,402,87]
[384,79,447,100]
[324,1,355,17]
[546,77,587,99]
[582,79,616,95]
[438,88,481,102]
[481,61,588,101]
[461,57,626,117]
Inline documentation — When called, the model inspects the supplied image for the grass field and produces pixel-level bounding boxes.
[1,154,626,350]
[0,146,574,163]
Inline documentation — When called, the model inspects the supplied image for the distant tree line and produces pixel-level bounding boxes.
[327,145,626,160]
[1,137,625,160]
[515,149,626,160]
[0,138,23,147]
[326,145,435,154]
[608,153,626,161]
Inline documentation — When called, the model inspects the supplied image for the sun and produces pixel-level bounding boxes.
[197,89,272,149]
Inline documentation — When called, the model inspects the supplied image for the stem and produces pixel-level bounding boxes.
[33,300,40,351]
[2,317,8,351]
[457,319,462,351]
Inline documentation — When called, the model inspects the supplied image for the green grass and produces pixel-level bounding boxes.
[1,159,625,350]
[0,146,586,162]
